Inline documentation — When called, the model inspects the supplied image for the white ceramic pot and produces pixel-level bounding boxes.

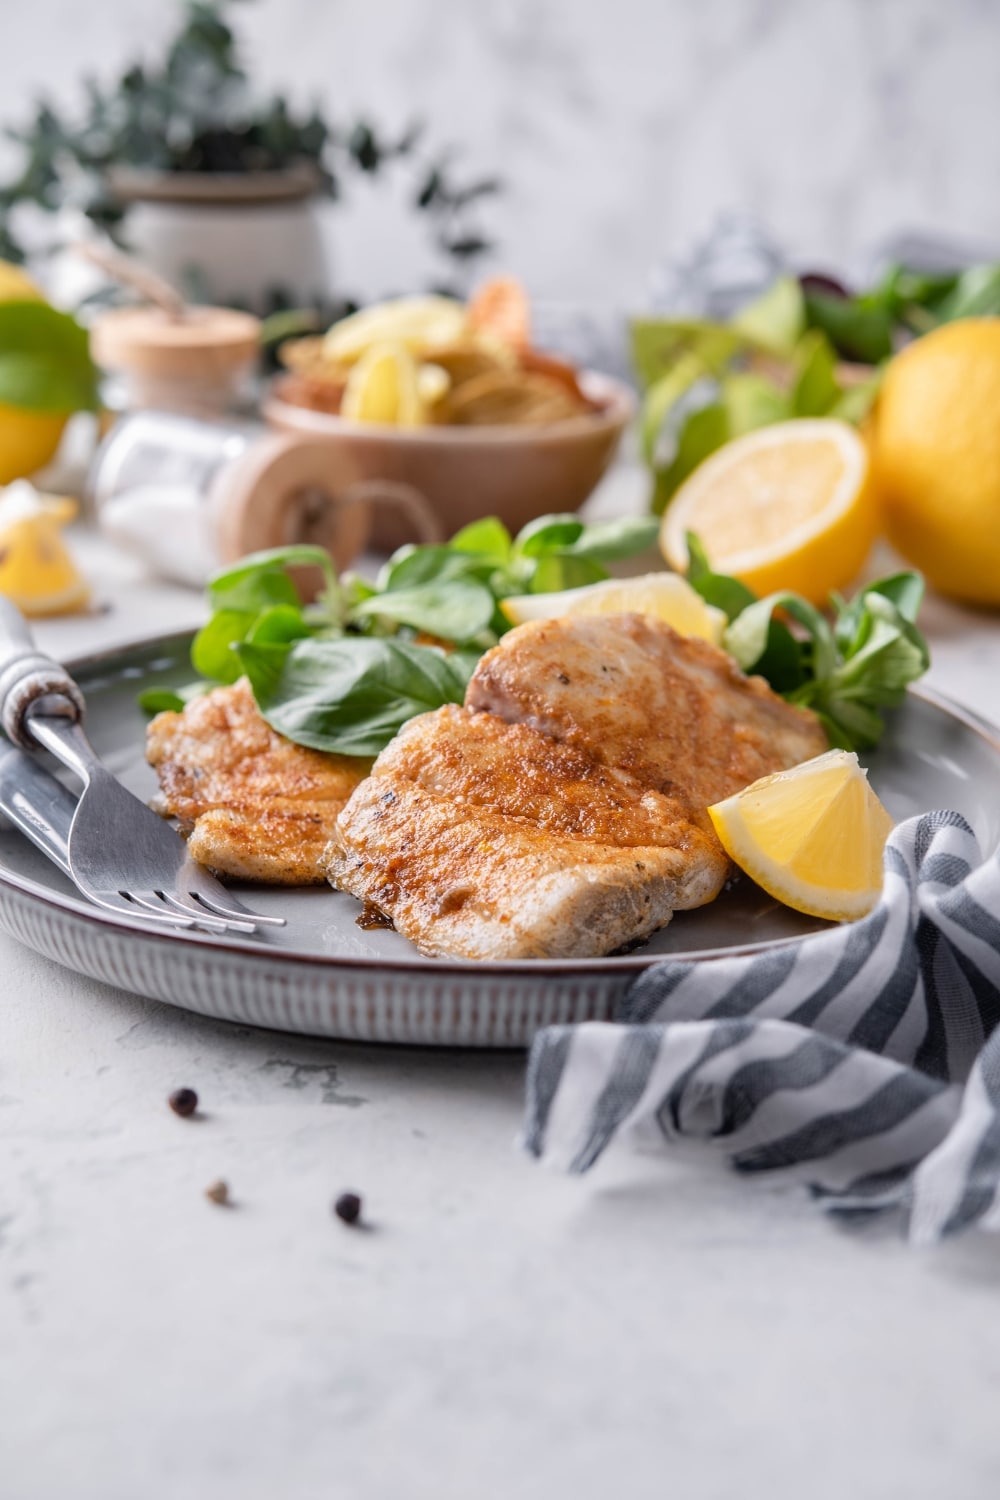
[108,168,332,311]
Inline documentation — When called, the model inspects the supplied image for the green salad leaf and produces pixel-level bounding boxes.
[140,509,929,759]
[138,511,661,755]
[237,636,474,758]
[685,535,930,750]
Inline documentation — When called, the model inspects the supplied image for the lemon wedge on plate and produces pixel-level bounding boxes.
[323,295,467,364]
[660,418,877,605]
[341,341,426,427]
[0,480,89,616]
[500,572,727,643]
[708,749,894,922]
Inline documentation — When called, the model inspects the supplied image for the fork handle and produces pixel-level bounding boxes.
[0,597,86,749]
[0,738,74,876]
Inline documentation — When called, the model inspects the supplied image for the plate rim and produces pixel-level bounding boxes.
[0,630,996,978]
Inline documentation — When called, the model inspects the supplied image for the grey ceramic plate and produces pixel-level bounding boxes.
[0,632,997,1047]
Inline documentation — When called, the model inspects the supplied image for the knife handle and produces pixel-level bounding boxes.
[0,738,74,876]
[0,596,86,749]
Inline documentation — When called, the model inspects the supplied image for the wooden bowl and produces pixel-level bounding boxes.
[262,370,636,548]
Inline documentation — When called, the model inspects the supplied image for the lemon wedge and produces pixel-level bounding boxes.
[323,295,467,365]
[500,572,727,644]
[340,341,426,427]
[0,480,89,616]
[708,749,894,921]
[661,419,877,605]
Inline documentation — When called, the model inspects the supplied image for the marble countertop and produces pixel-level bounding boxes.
[4,486,1000,1500]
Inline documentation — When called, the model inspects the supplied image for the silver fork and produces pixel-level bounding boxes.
[0,598,285,936]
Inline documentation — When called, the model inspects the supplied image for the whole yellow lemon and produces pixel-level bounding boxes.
[872,318,1000,606]
[0,259,69,483]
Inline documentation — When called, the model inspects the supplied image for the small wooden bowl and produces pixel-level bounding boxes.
[262,370,636,548]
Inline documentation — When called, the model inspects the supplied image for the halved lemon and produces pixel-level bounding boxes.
[500,572,727,644]
[340,341,425,427]
[323,295,467,364]
[660,419,878,605]
[708,749,894,921]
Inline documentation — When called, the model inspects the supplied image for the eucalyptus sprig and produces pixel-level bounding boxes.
[0,0,501,278]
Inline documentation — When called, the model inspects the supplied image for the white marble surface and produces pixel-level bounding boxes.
[3,471,1000,1498]
[5,0,1000,304]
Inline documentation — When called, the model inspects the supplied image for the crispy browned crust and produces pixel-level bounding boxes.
[327,705,729,959]
[147,680,369,885]
[328,615,828,959]
[466,613,828,811]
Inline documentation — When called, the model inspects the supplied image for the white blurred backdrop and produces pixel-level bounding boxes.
[6,0,1000,305]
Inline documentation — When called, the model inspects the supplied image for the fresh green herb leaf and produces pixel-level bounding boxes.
[514,515,586,557]
[791,330,840,417]
[934,263,1000,322]
[724,591,838,682]
[563,516,660,561]
[448,516,512,561]
[245,604,315,647]
[137,688,185,714]
[351,579,496,640]
[239,636,473,757]
[684,532,757,620]
[652,403,730,513]
[723,372,789,436]
[629,317,743,389]
[191,609,257,684]
[802,289,892,365]
[730,276,805,356]
[208,545,335,611]
[638,354,709,464]
[528,553,608,594]
[138,679,210,715]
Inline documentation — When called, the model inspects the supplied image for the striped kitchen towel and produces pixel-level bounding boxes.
[522,810,1000,1243]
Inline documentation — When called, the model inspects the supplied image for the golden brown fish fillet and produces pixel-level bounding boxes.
[327,704,728,959]
[328,614,828,959]
[466,613,827,808]
[147,679,368,885]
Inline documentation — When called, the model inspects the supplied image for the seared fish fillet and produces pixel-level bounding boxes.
[147,679,368,885]
[466,613,826,806]
[328,615,827,959]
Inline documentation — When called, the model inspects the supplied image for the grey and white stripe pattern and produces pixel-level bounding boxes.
[522,811,1000,1242]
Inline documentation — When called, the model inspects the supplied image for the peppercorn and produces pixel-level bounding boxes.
[168,1087,198,1118]
[204,1179,230,1206]
[333,1191,362,1225]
